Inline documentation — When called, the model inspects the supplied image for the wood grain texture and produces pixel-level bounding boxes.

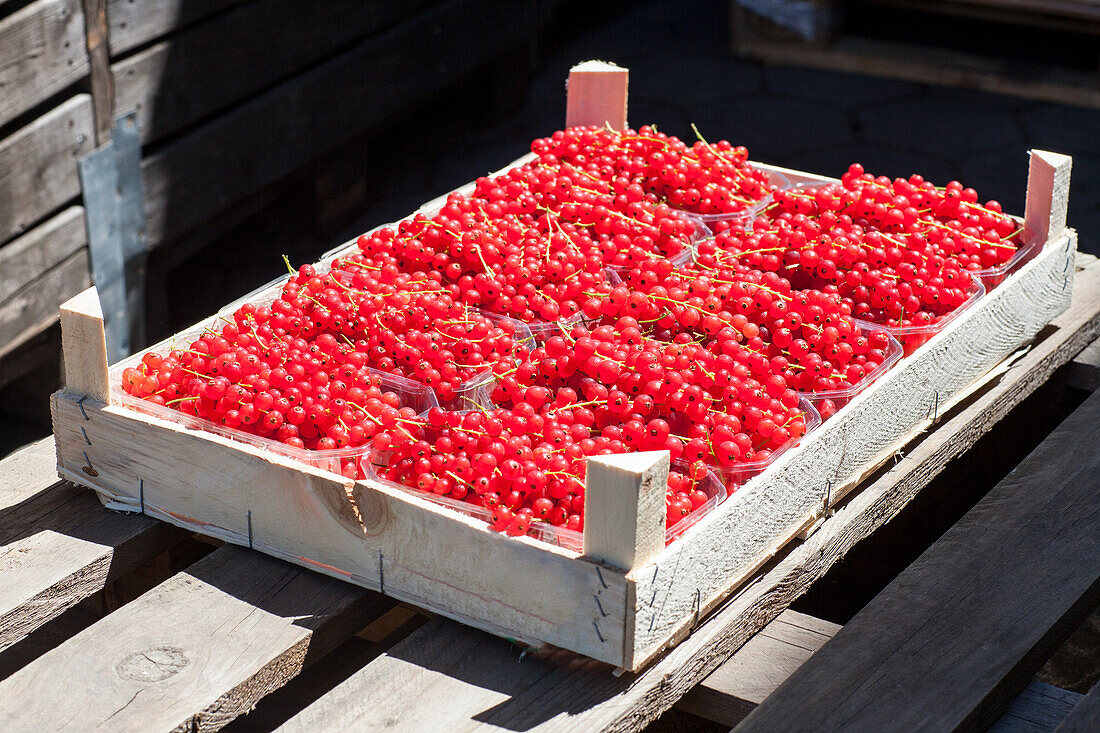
[275,260,1100,732]
[566,60,629,131]
[627,233,1076,667]
[0,438,174,651]
[0,248,89,362]
[1061,334,1100,392]
[583,451,669,572]
[990,681,1082,733]
[81,0,113,144]
[139,0,535,249]
[105,0,244,55]
[0,0,88,128]
[736,389,1100,733]
[0,206,88,361]
[59,286,109,402]
[0,94,95,245]
[51,392,630,665]
[0,438,61,505]
[0,322,60,392]
[675,610,839,726]
[111,0,434,144]
[1026,150,1073,245]
[1055,680,1100,732]
[0,206,85,306]
[0,545,389,732]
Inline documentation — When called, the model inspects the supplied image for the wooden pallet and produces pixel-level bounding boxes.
[48,66,1078,671]
[730,0,1100,109]
[3,253,1100,728]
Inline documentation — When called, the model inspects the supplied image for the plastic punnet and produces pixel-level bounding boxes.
[804,326,904,421]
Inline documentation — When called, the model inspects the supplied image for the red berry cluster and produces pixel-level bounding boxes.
[709,165,1022,350]
[121,126,1017,545]
[380,406,711,535]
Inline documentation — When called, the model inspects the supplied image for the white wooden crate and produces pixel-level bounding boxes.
[49,65,1076,671]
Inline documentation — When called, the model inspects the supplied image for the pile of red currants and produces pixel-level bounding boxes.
[120,126,1026,542]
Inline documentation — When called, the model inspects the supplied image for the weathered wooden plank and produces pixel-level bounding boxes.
[0,206,88,361]
[0,249,90,362]
[990,681,1082,733]
[278,260,1100,732]
[1056,680,1100,732]
[674,611,840,727]
[1059,335,1100,392]
[0,322,59,393]
[111,0,434,144]
[0,94,95,245]
[736,390,1100,732]
[81,0,114,144]
[139,0,535,251]
[51,392,630,666]
[0,438,176,651]
[0,437,60,505]
[678,617,1081,732]
[0,545,391,732]
[0,0,88,128]
[105,0,244,56]
[0,206,85,306]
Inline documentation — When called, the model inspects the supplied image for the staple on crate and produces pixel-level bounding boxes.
[247,509,253,549]
[80,427,90,445]
[139,478,144,514]
[81,451,97,477]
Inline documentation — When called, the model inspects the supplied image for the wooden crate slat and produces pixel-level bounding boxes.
[138,0,536,255]
[110,0,437,145]
[674,610,840,727]
[990,681,1083,733]
[0,545,392,732]
[0,439,177,651]
[0,94,95,245]
[0,0,89,129]
[104,0,244,56]
[275,260,1100,731]
[627,232,1076,668]
[1055,679,1100,732]
[0,206,85,306]
[0,208,89,362]
[50,394,630,665]
[736,388,1100,732]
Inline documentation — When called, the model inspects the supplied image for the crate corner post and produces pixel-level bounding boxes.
[582,451,670,573]
[59,285,111,404]
[1025,149,1073,244]
[565,60,629,131]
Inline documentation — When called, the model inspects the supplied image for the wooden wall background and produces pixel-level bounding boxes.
[0,0,560,402]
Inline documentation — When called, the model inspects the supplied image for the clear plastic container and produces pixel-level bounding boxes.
[865,278,986,356]
[366,457,726,552]
[972,230,1041,289]
[803,326,904,421]
[111,349,438,479]
[711,394,822,496]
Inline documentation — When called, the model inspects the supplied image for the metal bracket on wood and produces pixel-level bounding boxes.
[78,113,147,362]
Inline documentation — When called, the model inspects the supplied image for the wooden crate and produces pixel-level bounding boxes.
[49,67,1077,671]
